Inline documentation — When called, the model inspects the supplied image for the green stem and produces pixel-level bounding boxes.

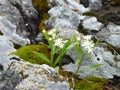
[75,52,86,74]
[51,45,54,67]
[75,60,81,74]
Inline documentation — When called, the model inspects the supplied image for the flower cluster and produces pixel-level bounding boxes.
[43,29,68,49]
[54,38,68,48]
[34,28,99,74]
[81,35,94,53]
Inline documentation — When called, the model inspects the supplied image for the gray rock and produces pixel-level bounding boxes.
[80,0,102,10]
[0,0,39,44]
[64,47,120,79]
[88,0,102,11]
[47,0,89,13]
[0,54,11,70]
[0,16,30,46]
[45,6,86,31]
[98,23,120,49]
[45,0,88,34]
[0,36,16,54]
[7,58,70,90]
[82,17,104,31]
[0,70,22,90]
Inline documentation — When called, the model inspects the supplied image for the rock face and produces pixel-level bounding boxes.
[0,70,22,90]
[98,23,120,49]
[0,17,30,46]
[2,57,70,90]
[0,0,40,71]
[0,0,39,44]
[45,0,89,35]
[0,55,70,90]
[45,0,104,36]
[82,17,103,31]
[64,47,120,79]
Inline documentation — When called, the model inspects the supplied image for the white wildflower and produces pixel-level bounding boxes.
[52,33,56,39]
[81,40,94,53]
[62,40,68,44]
[49,38,52,41]
[54,38,63,48]
[42,30,46,33]
[48,29,56,35]
[76,36,81,41]
[83,35,92,40]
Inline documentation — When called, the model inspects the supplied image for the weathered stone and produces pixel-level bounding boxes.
[7,58,70,90]
[45,6,86,31]
[0,36,16,54]
[88,0,102,11]
[0,54,11,70]
[65,47,120,79]
[0,70,22,90]
[97,23,120,49]
[0,0,39,44]
[47,0,89,13]
[82,16,103,31]
[0,16,30,46]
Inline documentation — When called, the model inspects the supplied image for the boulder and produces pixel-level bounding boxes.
[9,57,70,90]
[0,0,39,44]
[82,16,103,31]
[97,23,120,49]
[64,47,120,79]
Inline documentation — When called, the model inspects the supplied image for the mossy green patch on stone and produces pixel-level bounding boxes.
[32,0,50,15]
[32,0,50,31]
[59,69,107,90]
[83,11,98,17]
[71,76,106,90]
[0,31,3,35]
[38,13,50,31]
[112,0,120,5]
[12,42,50,65]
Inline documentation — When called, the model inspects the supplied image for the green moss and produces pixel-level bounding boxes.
[12,42,50,65]
[0,31,3,35]
[32,0,50,31]
[83,11,98,17]
[77,25,88,35]
[32,0,50,15]
[74,81,104,90]
[38,13,50,31]
[59,70,107,90]
[14,44,21,49]
[72,76,106,90]
[111,0,120,5]
[86,76,107,84]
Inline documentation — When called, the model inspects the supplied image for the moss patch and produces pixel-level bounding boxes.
[59,69,107,90]
[83,11,98,17]
[0,31,3,35]
[32,0,50,31]
[111,0,120,5]
[12,42,50,65]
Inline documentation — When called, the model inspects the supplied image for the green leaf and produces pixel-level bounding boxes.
[82,64,103,72]
[54,40,73,66]
[94,38,100,47]
[32,51,51,64]
[55,66,59,75]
